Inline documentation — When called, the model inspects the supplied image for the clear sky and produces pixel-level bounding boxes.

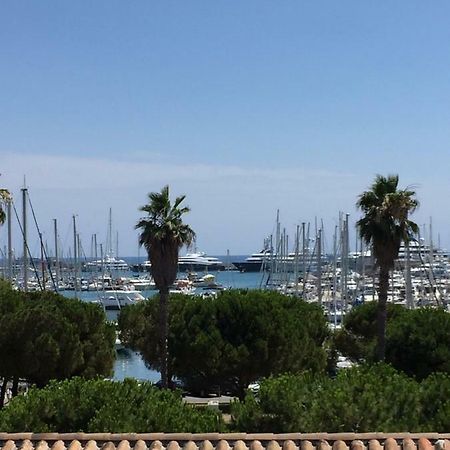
[1,1,450,256]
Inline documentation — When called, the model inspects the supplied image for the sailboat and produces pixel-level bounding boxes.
[83,208,129,272]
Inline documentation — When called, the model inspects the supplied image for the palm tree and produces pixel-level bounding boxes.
[0,189,11,226]
[357,174,418,361]
[136,185,195,388]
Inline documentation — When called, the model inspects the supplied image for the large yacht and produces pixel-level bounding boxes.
[83,256,129,272]
[130,260,152,272]
[232,249,273,272]
[131,253,225,272]
[178,252,225,272]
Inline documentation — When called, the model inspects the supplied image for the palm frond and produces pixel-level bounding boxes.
[356,174,418,267]
[136,185,195,287]
[0,188,10,226]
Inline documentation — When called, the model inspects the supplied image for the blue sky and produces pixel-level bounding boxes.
[1,1,450,255]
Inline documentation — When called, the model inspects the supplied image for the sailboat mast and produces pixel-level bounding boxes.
[54,219,60,287]
[100,243,105,287]
[39,232,46,290]
[77,234,82,278]
[332,225,338,328]
[317,228,322,306]
[275,210,280,277]
[429,217,433,262]
[294,224,299,296]
[94,233,98,261]
[405,239,413,309]
[109,207,113,256]
[73,215,78,294]
[342,213,349,314]
[301,222,306,294]
[360,235,365,302]
[22,185,28,292]
[7,199,12,280]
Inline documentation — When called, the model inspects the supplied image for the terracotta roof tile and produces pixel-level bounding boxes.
[199,441,213,450]
[133,440,147,450]
[233,440,248,450]
[282,440,297,450]
[402,439,416,450]
[266,440,281,450]
[1,433,450,450]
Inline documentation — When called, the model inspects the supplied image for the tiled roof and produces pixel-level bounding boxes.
[0,434,448,450]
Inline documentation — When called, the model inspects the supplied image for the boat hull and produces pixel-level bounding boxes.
[178,263,226,272]
[232,261,264,272]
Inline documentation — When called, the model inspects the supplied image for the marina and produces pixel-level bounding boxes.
[62,268,267,382]
[1,190,450,382]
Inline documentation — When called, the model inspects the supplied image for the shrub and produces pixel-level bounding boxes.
[0,377,223,432]
[232,364,430,432]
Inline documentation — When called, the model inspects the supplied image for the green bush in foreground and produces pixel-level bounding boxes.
[231,364,450,432]
[0,378,223,432]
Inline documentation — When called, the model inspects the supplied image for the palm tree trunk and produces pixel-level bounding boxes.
[376,265,389,361]
[11,376,19,397]
[159,287,169,389]
[0,378,8,408]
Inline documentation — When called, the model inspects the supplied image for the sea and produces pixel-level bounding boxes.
[62,255,265,383]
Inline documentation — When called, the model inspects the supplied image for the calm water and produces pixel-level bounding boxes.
[63,256,264,382]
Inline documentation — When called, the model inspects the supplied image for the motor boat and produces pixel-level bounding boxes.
[232,249,273,272]
[178,252,225,271]
[97,289,145,310]
[83,256,129,272]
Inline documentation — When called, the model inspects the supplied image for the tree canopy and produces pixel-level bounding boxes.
[334,302,450,379]
[118,289,331,397]
[0,285,115,407]
[136,185,195,290]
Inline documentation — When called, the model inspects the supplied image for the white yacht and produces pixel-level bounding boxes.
[128,276,156,291]
[84,256,130,272]
[130,260,152,272]
[131,253,225,273]
[97,289,145,310]
[232,249,274,272]
[178,252,225,272]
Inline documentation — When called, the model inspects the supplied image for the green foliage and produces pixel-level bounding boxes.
[334,303,450,379]
[232,371,328,432]
[333,302,406,362]
[419,373,450,431]
[136,185,196,388]
[231,364,450,433]
[0,188,11,225]
[356,174,419,361]
[0,377,223,432]
[0,288,115,388]
[310,364,421,432]
[356,174,419,268]
[136,185,196,289]
[118,290,330,396]
[386,307,450,379]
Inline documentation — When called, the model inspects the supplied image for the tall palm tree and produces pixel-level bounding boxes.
[357,174,418,361]
[136,185,195,388]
